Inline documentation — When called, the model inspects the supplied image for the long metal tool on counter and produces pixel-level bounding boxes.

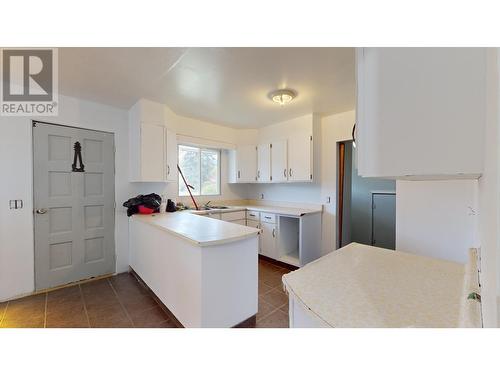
[177,164,199,210]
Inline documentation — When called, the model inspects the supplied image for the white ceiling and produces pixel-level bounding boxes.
[59,47,355,128]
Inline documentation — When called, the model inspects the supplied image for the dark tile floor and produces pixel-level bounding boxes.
[0,257,291,328]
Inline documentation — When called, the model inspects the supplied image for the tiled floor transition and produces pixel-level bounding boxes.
[0,257,291,328]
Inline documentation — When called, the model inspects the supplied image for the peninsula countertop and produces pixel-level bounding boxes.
[130,212,260,247]
[190,204,322,217]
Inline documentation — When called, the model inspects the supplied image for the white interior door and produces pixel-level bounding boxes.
[288,133,312,181]
[271,140,288,182]
[257,143,271,182]
[33,122,115,290]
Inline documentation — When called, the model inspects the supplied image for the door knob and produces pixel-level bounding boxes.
[36,208,47,214]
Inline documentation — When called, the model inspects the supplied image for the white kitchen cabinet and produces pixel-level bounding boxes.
[260,221,277,259]
[165,128,177,182]
[246,219,261,253]
[129,122,177,182]
[287,133,313,182]
[138,123,165,181]
[356,47,486,179]
[229,145,257,183]
[257,143,271,182]
[271,140,288,182]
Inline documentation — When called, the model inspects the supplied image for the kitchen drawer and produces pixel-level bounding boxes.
[246,210,260,221]
[221,210,246,222]
[260,213,276,224]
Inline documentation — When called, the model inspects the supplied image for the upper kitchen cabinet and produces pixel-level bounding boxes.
[356,48,486,179]
[229,114,320,184]
[228,145,257,183]
[287,133,313,182]
[129,122,177,182]
[165,128,177,182]
[271,140,288,183]
[129,99,178,182]
[257,143,271,182]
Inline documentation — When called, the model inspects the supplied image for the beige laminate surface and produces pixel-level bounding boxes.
[131,212,259,247]
[191,205,322,217]
[282,243,468,328]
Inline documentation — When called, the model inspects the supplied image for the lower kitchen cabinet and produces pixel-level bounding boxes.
[260,221,277,259]
[246,219,261,253]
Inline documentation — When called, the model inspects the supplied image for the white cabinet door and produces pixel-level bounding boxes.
[236,145,257,183]
[357,47,486,178]
[140,123,166,181]
[246,219,261,253]
[288,133,312,182]
[257,143,271,182]
[260,222,277,259]
[165,128,177,182]
[271,140,288,182]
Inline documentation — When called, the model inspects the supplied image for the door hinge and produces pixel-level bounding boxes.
[310,174,313,180]
[310,135,312,141]
[270,143,272,148]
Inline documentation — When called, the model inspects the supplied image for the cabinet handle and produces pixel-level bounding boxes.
[289,168,292,177]
[167,165,170,176]
[257,170,260,178]
[272,228,276,237]
[238,170,241,179]
[284,169,287,178]
[264,216,271,219]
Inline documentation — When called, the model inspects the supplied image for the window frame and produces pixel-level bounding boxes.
[177,144,221,197]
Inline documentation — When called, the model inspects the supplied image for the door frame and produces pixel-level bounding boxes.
[370,191,396,246]
[31,120,116,289]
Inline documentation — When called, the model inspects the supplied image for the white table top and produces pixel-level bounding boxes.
[283,243,469,328]
[131,212,260,247]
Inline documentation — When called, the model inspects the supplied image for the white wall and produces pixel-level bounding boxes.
[476,48,499,328]
[396,180,478,264]
[0,94,130,301]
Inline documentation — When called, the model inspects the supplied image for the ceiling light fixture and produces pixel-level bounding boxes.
[269,89,296,106]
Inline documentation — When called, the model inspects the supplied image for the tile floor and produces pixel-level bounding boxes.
[0,257,291,328]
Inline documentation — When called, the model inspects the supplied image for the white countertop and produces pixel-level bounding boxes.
[131,212,260,247]
[190,204,322,217]
[283,243,471,328]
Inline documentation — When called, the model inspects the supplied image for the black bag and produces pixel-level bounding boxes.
[166,199,176,212]
[123,193,162,217]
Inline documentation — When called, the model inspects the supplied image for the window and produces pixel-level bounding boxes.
[178,145,220,196]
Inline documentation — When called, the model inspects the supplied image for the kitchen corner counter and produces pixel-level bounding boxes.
[190,204,322,217]
[243,205,321,217]
[130,212,260,247]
